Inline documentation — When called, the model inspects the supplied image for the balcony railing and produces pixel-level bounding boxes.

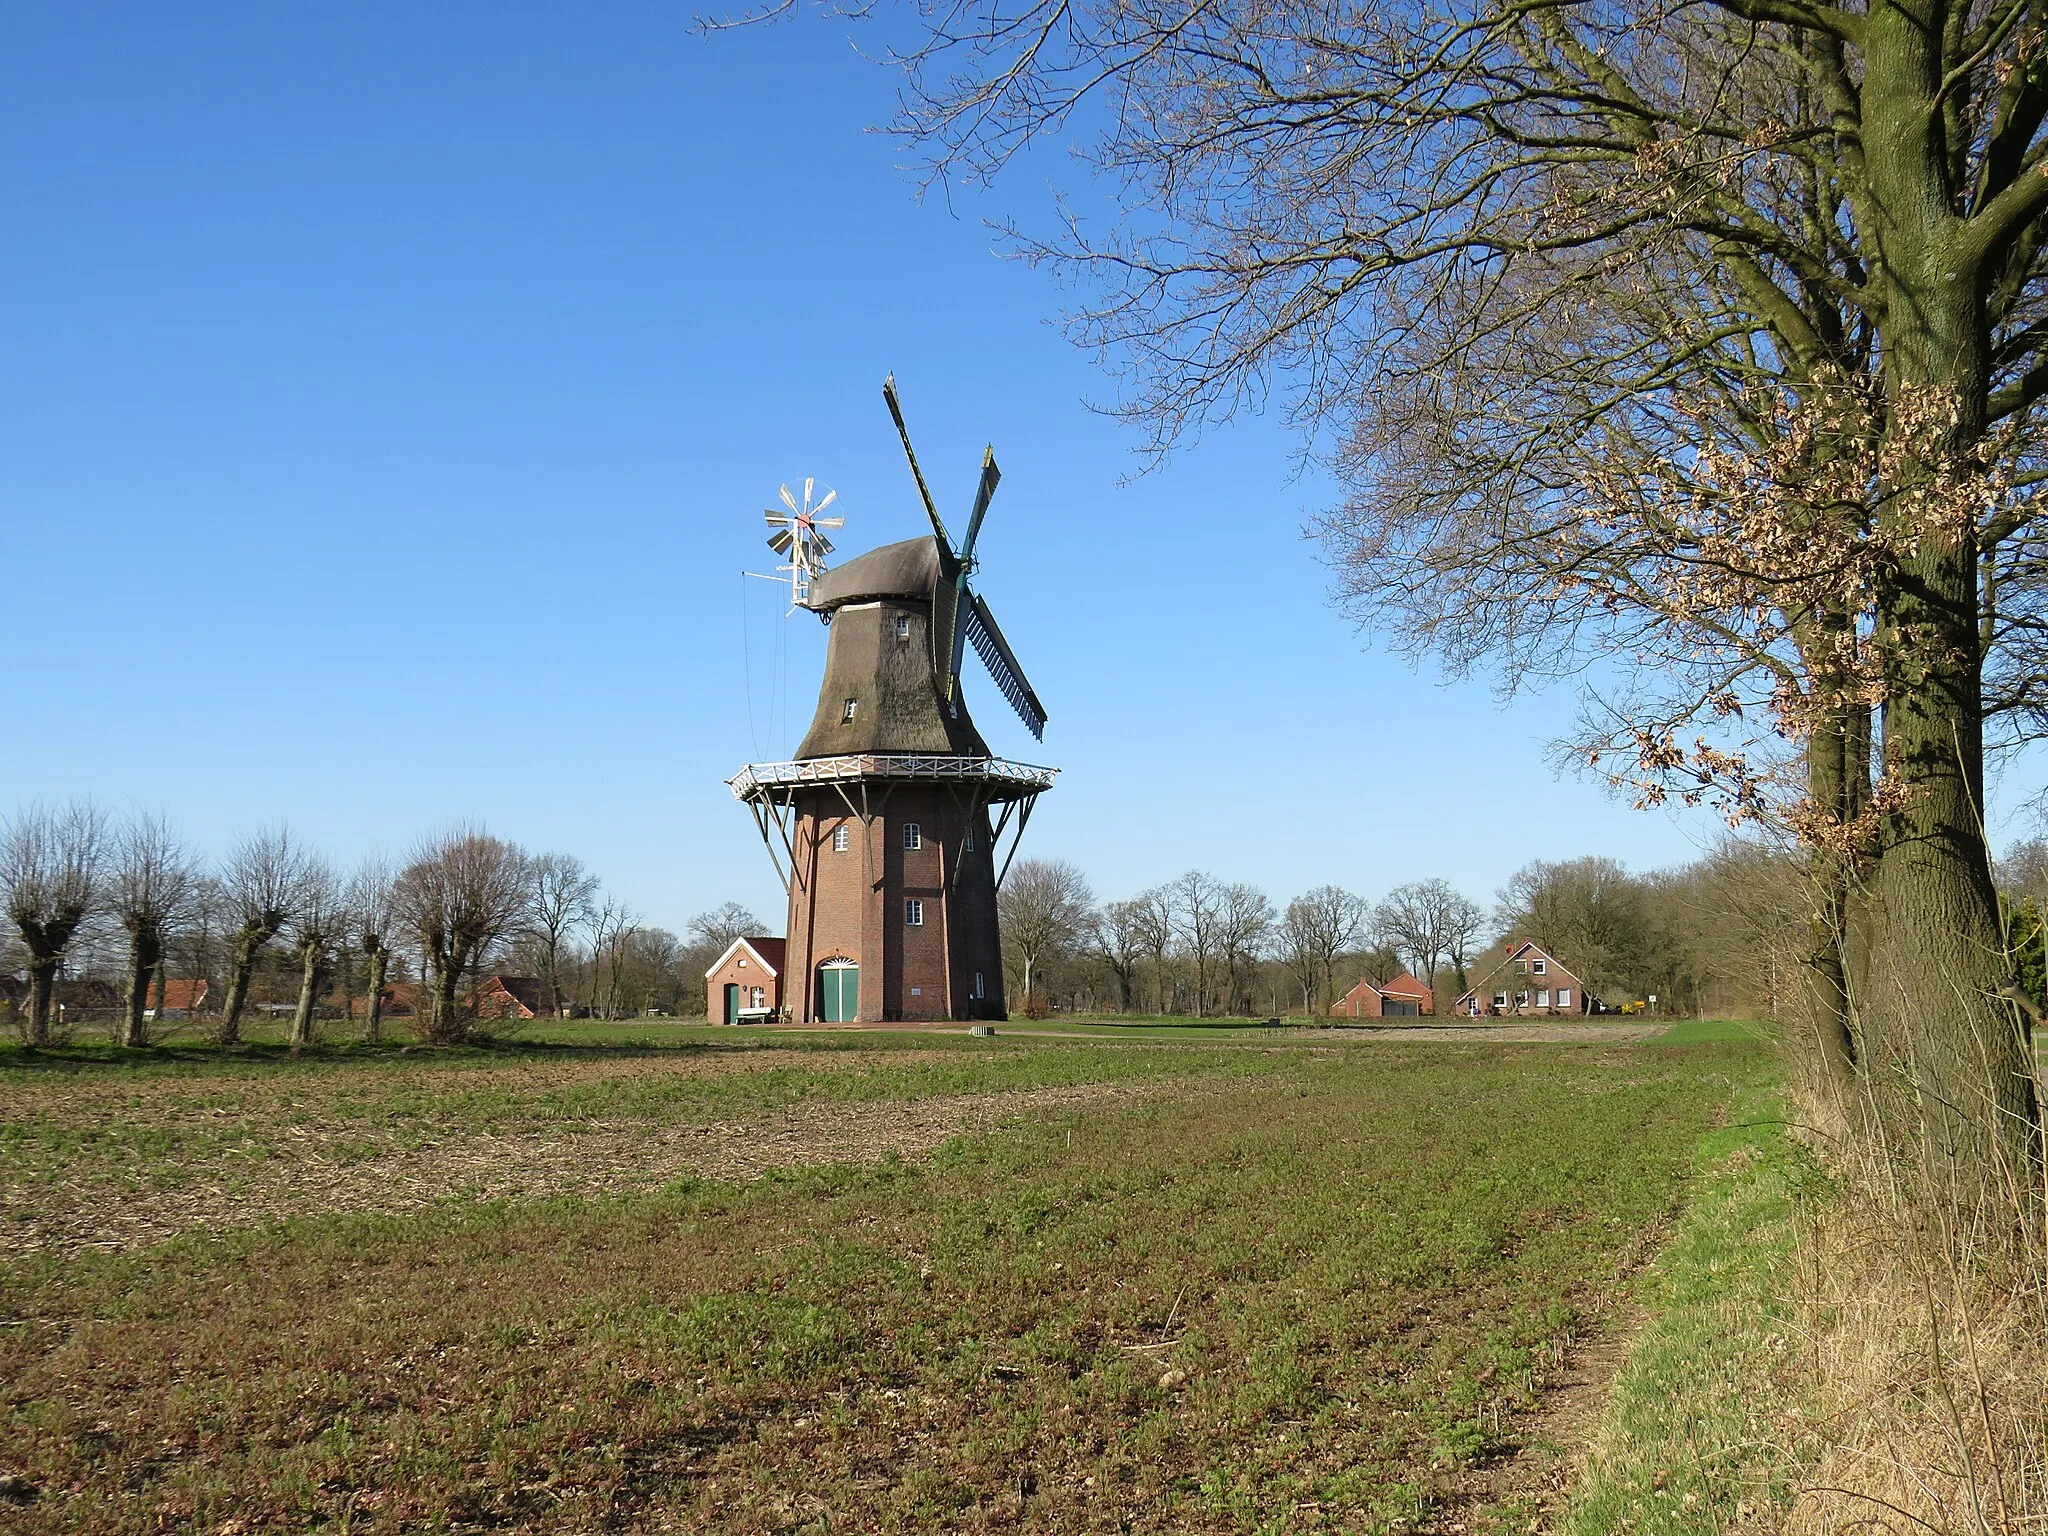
[728,753,1058,800]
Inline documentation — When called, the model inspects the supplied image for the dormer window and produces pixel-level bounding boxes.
[895,614,911,640]
[842,698,857,722]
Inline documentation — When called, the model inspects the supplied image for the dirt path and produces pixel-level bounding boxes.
[3,1078,1184,1257]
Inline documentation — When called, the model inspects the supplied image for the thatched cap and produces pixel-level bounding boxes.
[806,536,940,610]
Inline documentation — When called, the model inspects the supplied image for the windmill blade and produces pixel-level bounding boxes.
[812,534,835,556]
[778,485,801,515]
[812,488,838,514]
[802,477,815,506]
[962,592,1047,740]
[930,581,963,706]
[882,373,954,551]
[815,516,844,528]
[768,529,796,555]
[961,448,1000,565]
[764,509,792,526]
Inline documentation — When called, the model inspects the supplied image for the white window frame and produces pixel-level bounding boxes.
[972,971,985,999]
[1494,992,1508,1008]
[1557,988,1572,1009]
[1535,988,1550,1007]
[902,822,921,851]
[1531,959,1546,975]
[904,898,924,927]
[842,697,857,721]
[894,613,911,639]
[832,825,850,852]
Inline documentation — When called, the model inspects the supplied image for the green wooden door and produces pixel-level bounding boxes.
[819,964,859,1022]
[722,984,739,1024]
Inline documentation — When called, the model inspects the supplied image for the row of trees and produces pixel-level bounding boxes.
[1001,838,2048,1022]
[0,803,761,1048]
[996,851,1823,1018]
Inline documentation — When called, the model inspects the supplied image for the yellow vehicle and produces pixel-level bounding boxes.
[1619,1000,1648,1015]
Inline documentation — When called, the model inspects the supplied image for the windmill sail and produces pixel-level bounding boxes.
[962,593,1047,740]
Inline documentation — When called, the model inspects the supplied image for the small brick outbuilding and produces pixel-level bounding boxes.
[705,937,786,1023]
[1331,970,1436,1019]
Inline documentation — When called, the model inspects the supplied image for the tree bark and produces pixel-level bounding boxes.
[289,944,323,1052]
[364,944,388,1044]
[217,942,260,1046]
[25,957,58,1049]
[1797,690,1867,1115]
[122,931,164,1049]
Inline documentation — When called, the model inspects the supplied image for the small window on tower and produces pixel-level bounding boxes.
[902,822,921,851]
[972,971,985,999]
[895,614,910,640]
[842,698,857,722]
[832,825,850,852]
[905,898,924,927]
[964,827,974,853]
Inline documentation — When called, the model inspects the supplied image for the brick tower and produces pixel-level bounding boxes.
[730,379,1055,1023]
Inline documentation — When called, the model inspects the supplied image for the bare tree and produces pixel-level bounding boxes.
[1,802,109,1047]
[286,859,344,1052]
[688,901,764,954]
[1441,890,1486,997]
[582,895,631,1019]
[108,814,198,1048]
[1090,898,1150,1013]
[1166,870,1223,1015]
[1375,879,1479,1002]
[999,858,1096,1012]
[525,852,600,1017]
[348,859,396,1044]
[392,829,531,1044]
[1132,886,1174,1013]
[216,828,313,1045]
[1216,882,1274,1016]
[1278,885,1369,1017]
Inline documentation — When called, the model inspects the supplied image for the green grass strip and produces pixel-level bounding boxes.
[1562,1081,1807,1535]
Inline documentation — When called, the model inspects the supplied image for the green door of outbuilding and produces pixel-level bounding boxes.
[722,984,739,1024]
[819,963,859,1022]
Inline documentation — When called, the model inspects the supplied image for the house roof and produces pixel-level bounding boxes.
[1377,970,1431,1000]
[148,978,209,1010]
[483,976,549,1014]
[704,936,787,980]
[1456,941,1580,1002]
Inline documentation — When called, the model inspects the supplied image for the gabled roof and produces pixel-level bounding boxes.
[704,936,787,980]
[1376,970,1431,1000]
[148,978,209,1011]
[482,976,550,1014]
[1456,940,1579,1001]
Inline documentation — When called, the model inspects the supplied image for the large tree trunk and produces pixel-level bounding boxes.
[121,931,164,1049]
[289,945,322,1051]
[364,945,388,1044]
[1854,17,2046,1245]
[25,957,58,1049]
[217,949,257,1045]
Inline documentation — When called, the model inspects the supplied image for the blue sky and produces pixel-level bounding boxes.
[10,1,2023,933]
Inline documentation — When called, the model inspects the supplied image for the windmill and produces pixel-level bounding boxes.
[725,375,1061,1026]
[763,478,843,608]
[881,374,1047,741]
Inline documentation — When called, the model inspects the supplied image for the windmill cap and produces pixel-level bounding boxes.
[804,535,942,610]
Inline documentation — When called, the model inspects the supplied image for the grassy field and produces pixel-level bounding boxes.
[1,1025,1771,1533]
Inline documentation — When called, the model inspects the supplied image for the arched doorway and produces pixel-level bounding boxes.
[818,959,859,1023]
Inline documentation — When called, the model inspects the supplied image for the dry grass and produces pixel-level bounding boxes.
[1778,1204,2048,1536]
